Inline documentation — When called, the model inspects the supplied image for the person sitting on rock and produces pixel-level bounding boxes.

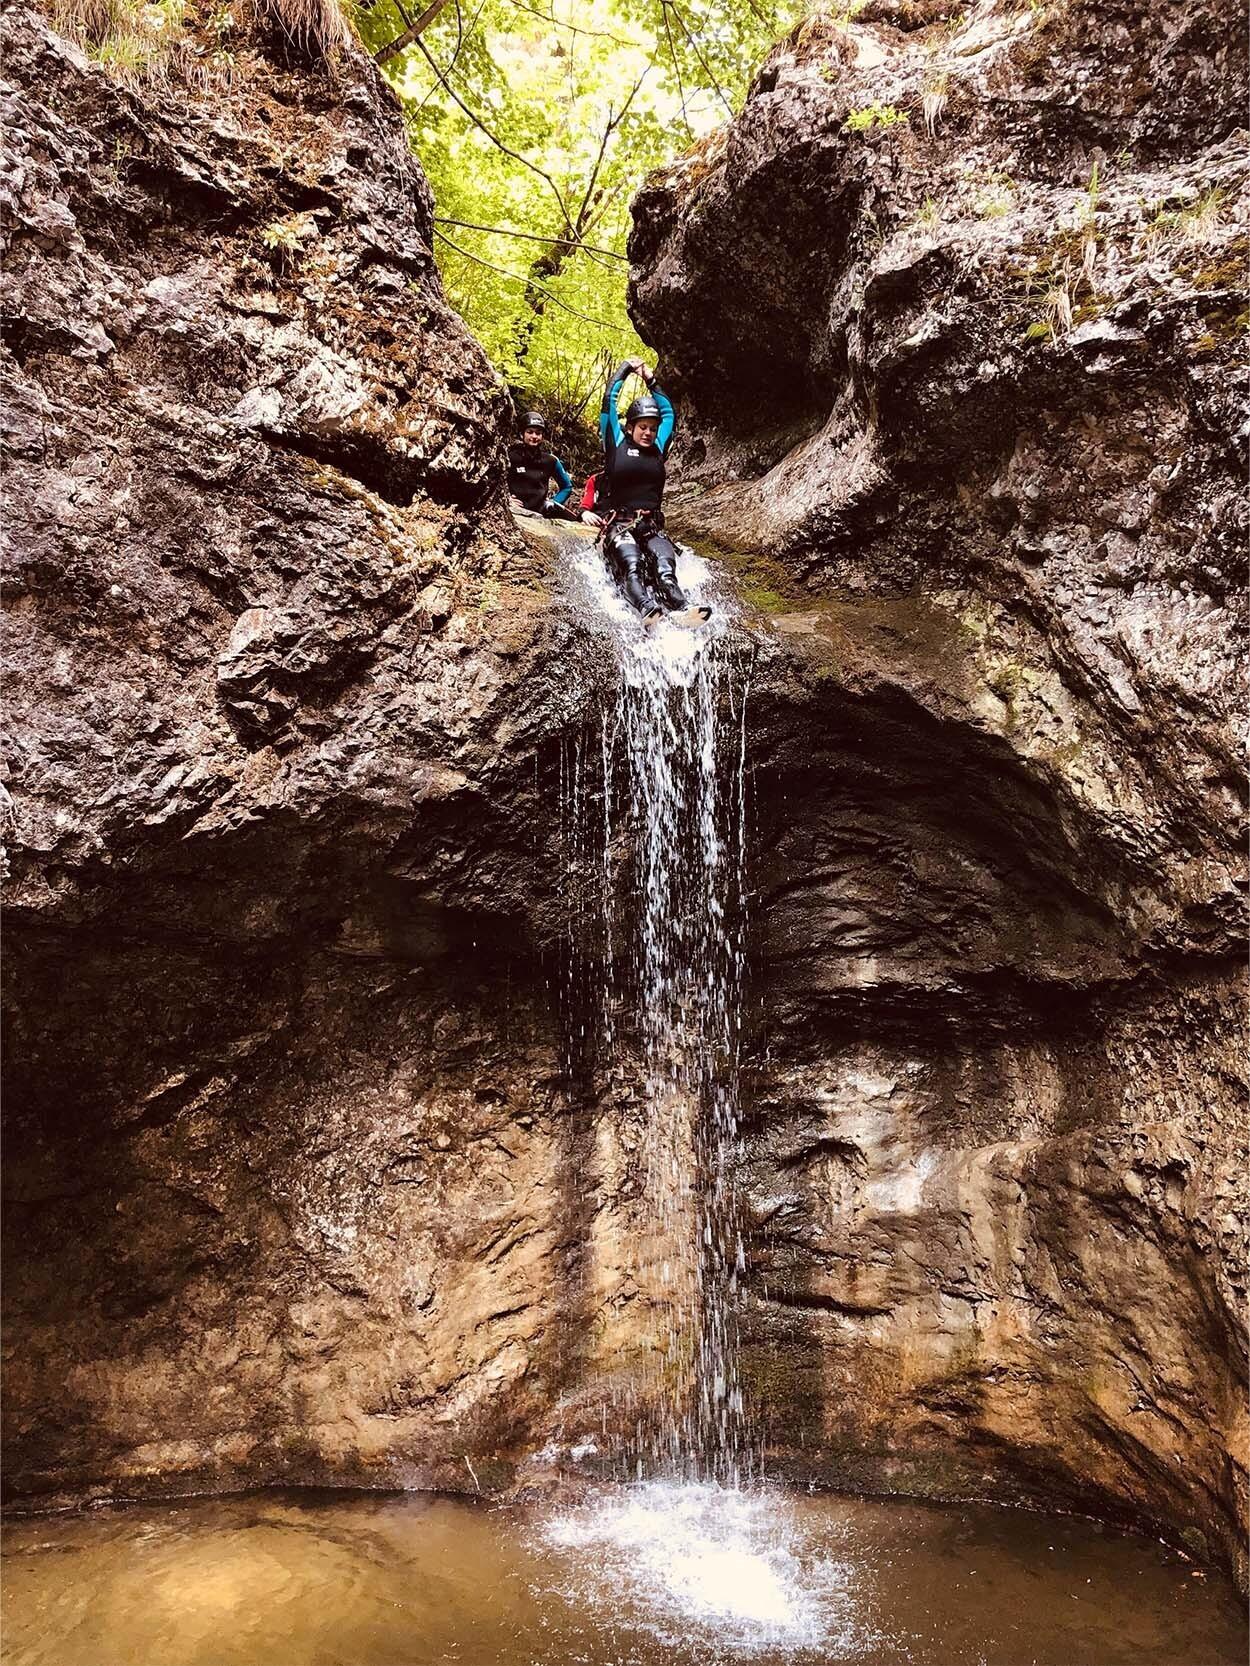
[507,411,574,518]
[598,359,709,626]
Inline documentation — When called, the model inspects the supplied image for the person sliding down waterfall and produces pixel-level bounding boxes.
[507,411,575,518]
[592,358,711,629]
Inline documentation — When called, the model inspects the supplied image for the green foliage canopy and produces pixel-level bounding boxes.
[358,0,793,458]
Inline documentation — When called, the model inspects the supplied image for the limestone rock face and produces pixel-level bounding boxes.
[2,0,1246,1604]
[1,5,633,1503]
[629,0,1247,1589]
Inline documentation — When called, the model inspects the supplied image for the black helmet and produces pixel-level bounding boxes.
[522,411,547,432]
[625,395,661,426]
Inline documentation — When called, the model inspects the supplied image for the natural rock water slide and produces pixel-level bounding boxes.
[1,0,1246,1653]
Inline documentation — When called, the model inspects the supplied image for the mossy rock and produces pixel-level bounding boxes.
[1189,237,1249,292]
[1194,297,1250,344]
[690,539,803,613]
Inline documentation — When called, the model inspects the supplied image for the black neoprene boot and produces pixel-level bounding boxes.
[647,531,690,611]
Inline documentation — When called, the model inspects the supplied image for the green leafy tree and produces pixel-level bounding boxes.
[358,0,791,457]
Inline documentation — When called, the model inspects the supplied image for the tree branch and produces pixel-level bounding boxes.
[498,0,642,48]
[404,35,573,230]
[434,231,630,332]
[667,0,734,117]
[411,0,477,115]
[374,0,454,65]
[659,0,694,141]
[433,217,628,260]
[572,68,649,236]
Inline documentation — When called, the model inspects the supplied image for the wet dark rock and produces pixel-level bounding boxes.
[2,0,1246,1607]
[631,0,1247,1592]
[1,4,624,1507]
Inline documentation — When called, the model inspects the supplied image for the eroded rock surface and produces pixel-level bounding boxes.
[629,0,1248,1588]
[2,0,1246,1603]
[0,5,645,1504]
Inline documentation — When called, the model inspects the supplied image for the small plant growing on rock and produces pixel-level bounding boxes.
[1077,161,1101,284]
[921,75,948,136]
[856,203,888,251]
[843,103,909,133]
[1023,266,1076,344]
[244,0,352,57]
[477,575,501,614]
[974,172,1016,219]
[978,189,1013,218]
[1042,274,1073,335]
[46,0,352,76]
[89,26,162,79]
[917,194,942,229]
[50,0,185,83]
[261,211,319,270]
[1142,188,1229,258]
[1170,189,1227,246]
[179,1,238,92]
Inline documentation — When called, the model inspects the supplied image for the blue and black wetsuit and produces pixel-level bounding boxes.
[599,363,689,616]
[507,441,573,515]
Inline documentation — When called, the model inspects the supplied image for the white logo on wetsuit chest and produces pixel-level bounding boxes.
[627,448,640,456]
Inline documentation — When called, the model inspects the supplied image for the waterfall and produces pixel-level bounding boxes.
[557,533,752,1488]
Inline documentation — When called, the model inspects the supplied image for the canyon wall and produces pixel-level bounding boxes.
[1,2,640,1504]
[2,0,1246,1596]
[630,0,1247,1586]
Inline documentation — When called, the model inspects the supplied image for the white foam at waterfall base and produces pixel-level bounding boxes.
[539,1482,861,1658]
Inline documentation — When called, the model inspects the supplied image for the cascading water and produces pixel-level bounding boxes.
[555,532,752,1487]
[542,533,869,1658]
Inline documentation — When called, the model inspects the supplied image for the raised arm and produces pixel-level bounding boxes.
[651,380,676,453]
[600,361,634,450]
[549,455,573,505]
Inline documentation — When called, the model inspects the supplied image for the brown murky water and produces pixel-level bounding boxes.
[2,1482,1244,1666]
